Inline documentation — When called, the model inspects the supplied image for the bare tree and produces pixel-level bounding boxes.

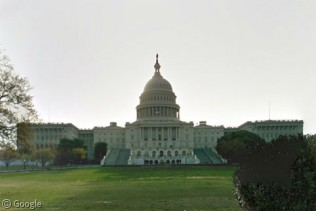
[33,147,56,168]
[0,143,18,168]
[0,49,38,145]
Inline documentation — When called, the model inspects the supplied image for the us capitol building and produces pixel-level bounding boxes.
[25,55,303,165]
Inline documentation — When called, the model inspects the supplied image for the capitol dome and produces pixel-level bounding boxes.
[143,71,173,92]
[136,54,180,120]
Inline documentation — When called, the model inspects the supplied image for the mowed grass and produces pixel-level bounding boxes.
[0,166,240,210]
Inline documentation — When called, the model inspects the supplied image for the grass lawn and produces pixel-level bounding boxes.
[0,166,240,210]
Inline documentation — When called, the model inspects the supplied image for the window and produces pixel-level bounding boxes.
[167,151,172,156]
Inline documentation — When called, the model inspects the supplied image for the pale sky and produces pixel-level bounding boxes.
[0,1,315,134]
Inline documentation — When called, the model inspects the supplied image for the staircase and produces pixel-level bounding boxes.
[194,149,210,164]
[194,148,225,164]
[104,148,130,166]
[116,149,130,165]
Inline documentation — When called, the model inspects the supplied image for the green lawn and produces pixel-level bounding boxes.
[0,166,240,210]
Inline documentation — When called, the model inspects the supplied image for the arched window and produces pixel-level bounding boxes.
[167,150,172,156]
[159,151,164,157]
[175,151,179,156]
[137,151,141,157]
[182,150,186,156]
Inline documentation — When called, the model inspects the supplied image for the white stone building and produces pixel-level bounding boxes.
[238,120,304,142]
[31,123,79,149]
[23,55,304,165]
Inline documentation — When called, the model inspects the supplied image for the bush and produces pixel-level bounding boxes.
[216,130,265,164]
[234,135,316,210]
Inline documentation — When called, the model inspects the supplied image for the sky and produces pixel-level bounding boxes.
[0,0,315,134]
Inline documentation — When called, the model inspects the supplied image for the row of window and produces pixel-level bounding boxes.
[36,136,62,141]
[255,126,298,130]
[195,137,217,142]
[96,132,125,137]
[98,138,124,143]
[136,150,187,157]
[35,128,64,133]
[194,131,222,135]
[141,94,173,103]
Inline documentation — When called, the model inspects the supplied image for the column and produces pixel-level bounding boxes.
[149,127,152,141]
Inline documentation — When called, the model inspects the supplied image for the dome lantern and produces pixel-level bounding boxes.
[154,53,161,73]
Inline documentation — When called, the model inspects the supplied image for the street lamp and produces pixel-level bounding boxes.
[23,159,26,170]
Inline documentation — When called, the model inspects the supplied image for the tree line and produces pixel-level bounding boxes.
[0,126,107,168]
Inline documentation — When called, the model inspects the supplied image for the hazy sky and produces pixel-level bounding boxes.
[0,1,315,134]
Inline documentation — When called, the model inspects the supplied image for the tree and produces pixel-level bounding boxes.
[55,138,86,165]
[0,49,38,145]
[0,143,18,168]
[33,147,55,168]
[289,134,316,210]
[216,130,266,164]
[72,147,86,164]
[234,134,316,210]
[94,142,107,161]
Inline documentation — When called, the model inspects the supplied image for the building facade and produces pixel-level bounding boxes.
[238,120,304,142]
[24,55,304,164]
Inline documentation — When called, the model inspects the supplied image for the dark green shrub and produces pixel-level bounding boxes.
[234,135,316,210]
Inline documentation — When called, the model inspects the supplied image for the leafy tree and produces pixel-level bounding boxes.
[216,130,266,164]
[72,147,86,164]
[58,138,75,151]
[0,143,18,168]
[56,138,86,165]
[55,139,73,165]
[94,142,107,161]
[33,147,56,168]
[289,134,316,210]
[0,49,38,145]
[234,134,316,210]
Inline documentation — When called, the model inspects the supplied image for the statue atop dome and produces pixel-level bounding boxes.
[154,53,161,73]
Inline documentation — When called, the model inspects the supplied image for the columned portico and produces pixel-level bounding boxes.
[140,126,179,141]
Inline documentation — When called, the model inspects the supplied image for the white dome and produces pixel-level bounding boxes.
[136,55,180,120]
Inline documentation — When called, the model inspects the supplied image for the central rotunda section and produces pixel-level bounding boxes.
[125,54,198,165]
[136,54,180,120]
